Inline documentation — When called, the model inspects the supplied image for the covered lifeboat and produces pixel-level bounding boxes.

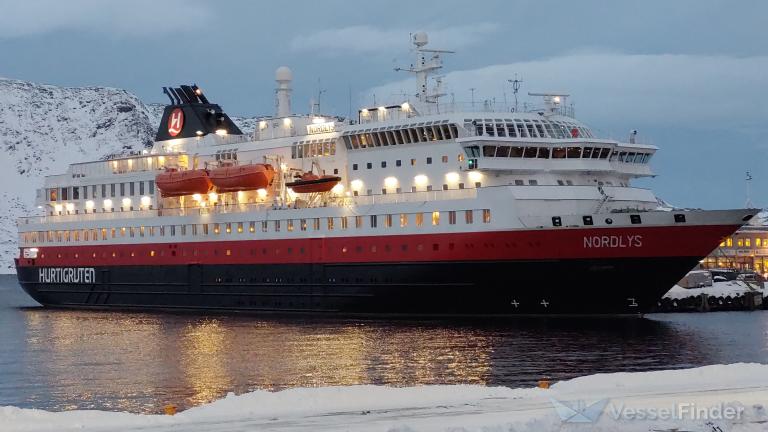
[287,173,342,194]
[155,168,212,198]
[209,163,275,192]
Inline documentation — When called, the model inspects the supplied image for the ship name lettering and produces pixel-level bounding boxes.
[38,267,96,284]
[583,235,643,248]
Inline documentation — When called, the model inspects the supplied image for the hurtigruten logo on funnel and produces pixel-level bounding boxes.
[167,108,184,137]
[38,268,96,284]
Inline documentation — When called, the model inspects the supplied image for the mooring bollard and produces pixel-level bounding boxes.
[164,404,177,416]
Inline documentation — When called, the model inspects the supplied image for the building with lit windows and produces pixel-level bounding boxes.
[701,225,768,277]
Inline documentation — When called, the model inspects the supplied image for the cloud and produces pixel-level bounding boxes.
[290,23,499,55]
[365,53,768,132]
[0,0,212,38]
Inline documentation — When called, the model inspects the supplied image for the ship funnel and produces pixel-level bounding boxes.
[275,66,293,117]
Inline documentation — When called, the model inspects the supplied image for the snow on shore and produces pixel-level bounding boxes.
[665,280,765,300]
[2,364,768,431]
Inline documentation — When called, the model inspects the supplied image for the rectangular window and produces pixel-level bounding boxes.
[202,224,208,235]
[139,182,145,195]
[327,217,334,230]
[120,183,125,196]
[249,221,255,233]
[416,213,424,227]
[213,223,220,235]
[262,221,268,232]
[300,219,307,231]
[356,216,363,228]
[370,215,377,228]
[72,187,80,200]
[449,211,456,225]
[313,218,321,230]
[149,181,155,194]
[483,209,491,223]
[226,223,232,234]
[130,182,135,196]
[384,214,392,228]
[274,220,281,232]
[287,220,294,232]
[400,213,408,227]
[237,222,244,233]
[465,210,474,224]
[432,211,440,225]
[340,216,348,230]
[110,184,116,197]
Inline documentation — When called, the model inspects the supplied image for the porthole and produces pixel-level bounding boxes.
[605,218,613,225]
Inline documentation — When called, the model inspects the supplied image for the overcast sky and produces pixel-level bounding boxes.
[1,0,766,209]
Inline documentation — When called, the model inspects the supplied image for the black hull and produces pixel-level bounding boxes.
[16,257,701,315]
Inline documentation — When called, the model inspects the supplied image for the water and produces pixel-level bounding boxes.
[1,275,767,414]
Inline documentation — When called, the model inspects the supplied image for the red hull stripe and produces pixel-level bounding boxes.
[17,225,737,268]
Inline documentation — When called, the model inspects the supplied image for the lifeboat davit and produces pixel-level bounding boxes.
[155,169,212,198]
[286,173,342,194]
[209,163,275,192]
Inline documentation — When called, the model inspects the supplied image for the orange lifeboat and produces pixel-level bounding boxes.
[287,173,342,194]
[155,169,212,197]
[209,163,275,192]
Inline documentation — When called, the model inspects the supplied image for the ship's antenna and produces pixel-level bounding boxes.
[394,32,454,104]
[508,75,523,112]
[746,171,754,208]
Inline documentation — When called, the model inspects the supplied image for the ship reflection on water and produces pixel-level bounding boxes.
[10,306,767,414]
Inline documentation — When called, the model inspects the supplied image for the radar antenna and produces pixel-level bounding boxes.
[394,32,454,104]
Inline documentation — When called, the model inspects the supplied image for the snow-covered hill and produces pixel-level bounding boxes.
[0,79,257,273]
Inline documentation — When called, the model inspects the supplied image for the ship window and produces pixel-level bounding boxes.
[737,239,744,247]
[411,158,416,166]
[583,215,593,225]
[400,214,408,227]
[449,211,457,225]
[432,211,440,226]
[495,146,511,157]
[261,221,268,232]
[483,209,491,223]
[384,214,392,228]
[566,147,582,158]
[496,123,506,137]
[552,216,562,227]
[557,180,564,186]
[110,227,116,238]
[370,215,377,228]
[466,210,474,224]
[674,214,686,223]
[582,147,593,158]
[591,148,602,159]
[225,223,232,234]
[483,146,496,157]
[529,179,538,185]
[535,123,546,137]
[300,219,307,231]
[524,147,538,158]
[356,215,363,228]
[341,216,348,230]
[110,184,116,197]
[484,123,495,136]
[510,146,524,158]
[552,147,566,159]
[72,187,80,200]
[537,147,550,158]
[381,161,387,168]
[426,157,432,164]
[416,213,424,227]
[237,222,243,233]
[327,218,334,230]
[630,214,642,224]
[353,163,358,171]
[274,220,280,232]
[149,181,154,194]
[313,218,320,230]
[366,162,372,169]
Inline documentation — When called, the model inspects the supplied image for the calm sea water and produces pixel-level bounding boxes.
[0,274,766,414]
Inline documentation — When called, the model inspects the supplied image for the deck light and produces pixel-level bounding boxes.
[468,171,483,183]
[414,175,428,187]
[140,196,151,207]
[445,172,460,183]
[384,177,398,189]
[350,179,363,191]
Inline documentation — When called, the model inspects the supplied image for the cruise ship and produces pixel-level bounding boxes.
[14,33,757,315]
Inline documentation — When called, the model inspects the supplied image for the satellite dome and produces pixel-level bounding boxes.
[413,32,428,47]
[275,66,293,82]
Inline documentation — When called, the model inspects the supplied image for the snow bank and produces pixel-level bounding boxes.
[665,280,764,300]
[2,364,768,431]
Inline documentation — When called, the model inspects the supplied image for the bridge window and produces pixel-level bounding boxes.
[524,147,538,158]
[495,146,511,157]
[483,145,496,157]
[537,147,550,158]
